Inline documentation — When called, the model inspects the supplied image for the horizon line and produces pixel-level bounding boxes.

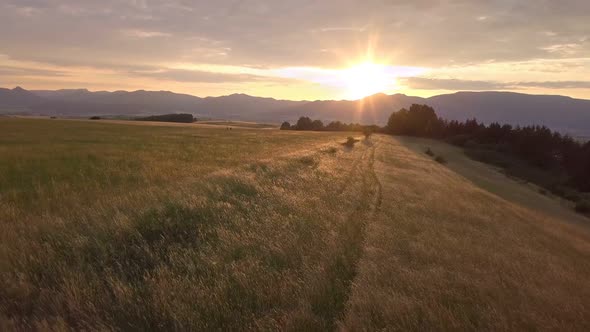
[3,86,587,103]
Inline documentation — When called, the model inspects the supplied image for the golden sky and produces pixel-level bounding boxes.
[1,1,590,100]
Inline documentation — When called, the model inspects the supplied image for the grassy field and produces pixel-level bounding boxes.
[196,120,278,129]
[397,137,589,224]
[1,118,589,330]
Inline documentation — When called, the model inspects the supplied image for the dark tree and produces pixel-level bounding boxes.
[280,121,291,130]
[295,116,313,130]
[386,104,443,137]
[137,113,194,123]
[311,119,324,131]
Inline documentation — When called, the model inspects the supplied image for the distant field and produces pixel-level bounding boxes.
[196,120,278,129]
[1,118,589,330]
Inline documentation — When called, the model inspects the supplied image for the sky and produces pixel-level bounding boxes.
[1,0,589,100]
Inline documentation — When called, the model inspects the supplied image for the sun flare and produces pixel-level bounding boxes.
[341,62,393,99]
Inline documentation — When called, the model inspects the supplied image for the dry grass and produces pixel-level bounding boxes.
[196,120,278,129]
[1,118,589,330]
[396,136,589,224]
[342,135,590,331]
[0,118,370,330]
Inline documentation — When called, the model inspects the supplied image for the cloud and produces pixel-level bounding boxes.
[516,81,590,89]
[1,0,589,69]
[130,68,297,84]
[0,65,69,77]
[401,77,506,90]
[541,43,583,55]
[1,1,590,99]
[122,29,171,38]
[402,77,590,90]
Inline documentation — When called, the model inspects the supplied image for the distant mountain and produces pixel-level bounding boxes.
[0,87,43,109]
[28,89,204,116]
[22,89,304,119]
[427,92,590,136]
[273,93,425,124]
[197,94,305,120]
[1,87,590,135]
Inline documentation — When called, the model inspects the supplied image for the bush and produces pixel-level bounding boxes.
[343,137,358,148]
[425,147,434,156]
[563,190,581,202]
[89,116,101,120]
[447,135,471,147]
[323,147,338,154]
[549,185,567,197]
[574,200,590,214]
[435,156,447,164]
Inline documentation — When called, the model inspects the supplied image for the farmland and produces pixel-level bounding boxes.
[1,118,589,330]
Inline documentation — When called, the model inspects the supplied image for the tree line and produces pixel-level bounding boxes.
[282,104,590,194]
[137,113,195,123]
[280,117,379,133]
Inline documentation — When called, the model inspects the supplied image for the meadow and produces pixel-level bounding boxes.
[1,118,589,330]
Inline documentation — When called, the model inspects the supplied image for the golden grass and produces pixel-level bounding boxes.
[1,118,589,330]
[396,136,589,224]
[342,135,590,331]
[1,118,370,330]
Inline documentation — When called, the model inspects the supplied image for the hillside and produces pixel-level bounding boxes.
[0,118,588,330]
[2,87,590,135]
[429,92,590,136]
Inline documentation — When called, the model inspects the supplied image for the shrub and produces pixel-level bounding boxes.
[425,147,434,156]
[574,200,590,214]
[89,116,101,120]
[447,135,471,147]
[435,156,447,164]
[323,147,338,154]
[298,156,318,166]
[343,137,357,148]
[549,185,567,197]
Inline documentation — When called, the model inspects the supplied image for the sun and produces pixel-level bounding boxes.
[341,62,393,99]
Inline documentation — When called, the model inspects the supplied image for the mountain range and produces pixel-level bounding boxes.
[2,86,590,136]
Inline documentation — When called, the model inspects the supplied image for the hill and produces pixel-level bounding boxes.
[1,87,590,135]
[28,88,304,119]
[429,91,590,136]
[0,87,43,110]
[0,118,588,330]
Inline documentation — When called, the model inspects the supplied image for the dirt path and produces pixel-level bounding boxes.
[310,139,385,329]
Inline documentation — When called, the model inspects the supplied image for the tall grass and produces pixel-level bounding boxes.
[342,135,590,330]
[0,118,373,330]
[1,119,589,330]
